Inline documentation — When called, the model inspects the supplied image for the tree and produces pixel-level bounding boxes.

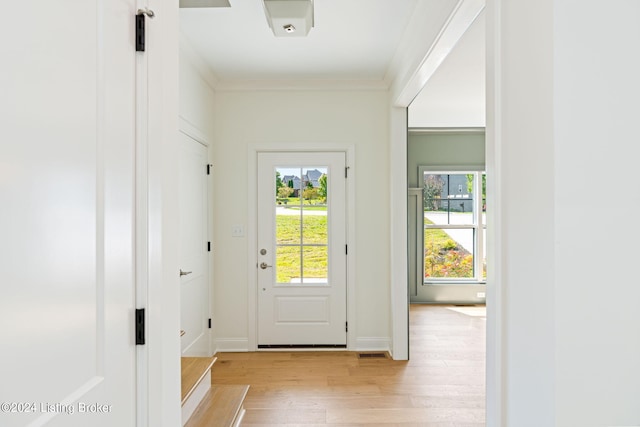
[423,174,445,211]
[466,173,487,201]
[318,174,327,201]
[276,171,284,196]
[278,186,294,198]
[303,187,319,201]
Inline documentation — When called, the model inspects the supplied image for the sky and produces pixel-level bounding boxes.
[276,167,327,178]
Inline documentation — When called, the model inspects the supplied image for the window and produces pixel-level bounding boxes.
[275,167,329,284]
[420,169,486,282]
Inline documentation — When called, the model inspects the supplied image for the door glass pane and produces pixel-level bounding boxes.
[276,246,301,284]
[302,211,327,244]
[275,166,329,285]
[424,228,474,279]
[302,246,328,284]
[276,212,300,244]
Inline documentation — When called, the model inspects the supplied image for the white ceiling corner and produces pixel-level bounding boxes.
[179,0,231,8]
[178,0,486,126]
[179,0,420,87]
[180,33,220,90]
[408,7,486,128]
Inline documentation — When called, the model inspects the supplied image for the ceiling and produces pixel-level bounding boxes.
[179,0,485,127]
[408,10,485,127]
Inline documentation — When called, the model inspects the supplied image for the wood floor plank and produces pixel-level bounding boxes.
[185,384,249,427]
[241,408,326,424]
[203,305,485,426]
[181,356,217,404]
[325,408,485,424]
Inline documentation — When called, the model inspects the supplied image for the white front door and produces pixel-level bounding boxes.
[0,1,137,426]
[257,152,347,347]
[179,131,211,356]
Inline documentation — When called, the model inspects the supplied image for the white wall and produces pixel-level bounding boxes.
[212,89,391,350]
[179,38,216,140]
[554,1,640,425]
[179,38,216,353]
[489,1,640,425]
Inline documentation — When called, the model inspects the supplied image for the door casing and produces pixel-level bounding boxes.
[256,152,347,346]
[178,125,212,357]
[247,143,356,351]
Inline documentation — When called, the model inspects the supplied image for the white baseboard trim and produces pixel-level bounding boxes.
[354,337,391,352]
[215,338,249,352]
[215,337,389,353]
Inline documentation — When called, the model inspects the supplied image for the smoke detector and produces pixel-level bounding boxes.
[263,0,314,37]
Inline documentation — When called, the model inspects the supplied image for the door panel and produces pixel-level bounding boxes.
[179,132,211,356]
[257,152,346,346]
[0,1,137,426]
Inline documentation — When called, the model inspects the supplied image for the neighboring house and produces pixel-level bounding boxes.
[424,173,474,213]
[305,169,324,188]
[282,175,301,189]
[281,169,324,198]
[283,169,323,190]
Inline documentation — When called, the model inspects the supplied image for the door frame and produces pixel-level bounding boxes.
[179,116,214,357]
[247,143,356,351]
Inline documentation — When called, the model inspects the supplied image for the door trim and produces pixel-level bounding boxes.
[178,117,213,357]
[247,143,356,352]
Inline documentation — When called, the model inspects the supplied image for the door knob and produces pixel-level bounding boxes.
[259,262,272,269]
[180,269,192,277]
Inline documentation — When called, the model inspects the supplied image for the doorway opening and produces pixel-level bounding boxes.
[405,5,487,424]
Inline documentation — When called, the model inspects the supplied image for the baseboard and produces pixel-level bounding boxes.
[355,337,391,352]
[215,338,249,352]
[215,337,389,353]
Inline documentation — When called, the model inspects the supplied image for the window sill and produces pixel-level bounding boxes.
[422,281,486,286]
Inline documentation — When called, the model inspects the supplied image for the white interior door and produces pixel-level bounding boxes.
[0,1,137,426]
[179,131,211,356]
[257,152,347,347]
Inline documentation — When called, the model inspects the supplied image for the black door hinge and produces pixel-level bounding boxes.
[207,164,212,175]
[345,244,348,255]
[135,14,145,52]
[208,318,212,329]
[135,9,154,52]
[345,321,348,332]
[345,167,348,178]
[207,241,211,252]
[135,308,145,345]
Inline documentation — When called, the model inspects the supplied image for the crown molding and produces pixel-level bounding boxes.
[214,78,389,92]
[179,33,219,91]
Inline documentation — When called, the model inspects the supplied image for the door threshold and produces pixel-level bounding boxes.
[258,344,347,349]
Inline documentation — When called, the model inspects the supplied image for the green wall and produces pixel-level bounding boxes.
[407,129,486,303]
[407,130,485,187]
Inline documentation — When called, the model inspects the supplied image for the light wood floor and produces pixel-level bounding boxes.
[213,304,486,426]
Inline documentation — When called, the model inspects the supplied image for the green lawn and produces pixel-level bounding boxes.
[283,206,327,211]
[424,218,473,278]
[277,197,326,206]
[275,214,328,283]
[274,214,475,281]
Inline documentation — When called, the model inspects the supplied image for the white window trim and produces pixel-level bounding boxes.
[418,166,486,284]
